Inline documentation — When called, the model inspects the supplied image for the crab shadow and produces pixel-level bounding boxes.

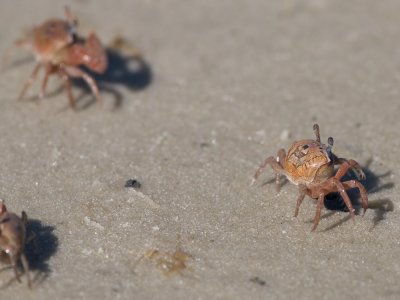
[261,177,288,188]
[70,47,153,110]
[323,160,394,230]
[25,219,59,285]
[320,198,394,232]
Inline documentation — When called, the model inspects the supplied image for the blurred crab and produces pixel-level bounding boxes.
[253,124,368,231]
[14,6,108,109]
[0,200,31,288]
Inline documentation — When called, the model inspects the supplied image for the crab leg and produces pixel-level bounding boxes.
[20,254,31,288]
[312,193,326,231]
[294,185,307,217]
[331,178,356,221]
[58,68,76,108]
[18,63,42,100]
[342,180,368,215]
[63,65,102,104]
[253,149,286,190]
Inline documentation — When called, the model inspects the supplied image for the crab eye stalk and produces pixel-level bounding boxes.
[313,124,321,142]
[326,137,334,155]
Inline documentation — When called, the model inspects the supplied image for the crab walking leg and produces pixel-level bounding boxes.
[18,63,42,100]
[266,157,283,191]
[254,156,275,180]
[10,256,21,283]
[19,211,32,288]
[20,254,31,288]
[39,63,56,99]
[273,149,287,191]
[39,72,49,100]
[331,178,356,221]
[342,180,369,215]
[311,193,326,231]
[253,158,273,189]
[253,149,285,188]
[294,185,307,217]
[63,65,102,104]
[277,148,286,166]
[58,68,76,108]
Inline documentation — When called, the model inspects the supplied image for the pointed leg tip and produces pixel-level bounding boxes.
[27,276,32,289]
[69,102,77,111]
[362,208,367,217]
[311,221,319,232]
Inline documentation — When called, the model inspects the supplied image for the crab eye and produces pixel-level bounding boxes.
[45,22,58,35]
[302,145,309,150]
[48,22,57,29]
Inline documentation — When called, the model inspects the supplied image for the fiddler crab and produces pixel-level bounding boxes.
[14,6,108,109]
[0,200,31,288]
[253,124,368,231]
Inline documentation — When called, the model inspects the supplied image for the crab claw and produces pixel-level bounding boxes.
[356,169,366,181]
[351,166,366,181]
[82,32,108,73]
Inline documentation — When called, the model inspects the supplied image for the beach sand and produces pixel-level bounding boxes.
[0,0,399,299]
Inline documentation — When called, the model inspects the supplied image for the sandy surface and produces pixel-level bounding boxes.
[0,0,399,299]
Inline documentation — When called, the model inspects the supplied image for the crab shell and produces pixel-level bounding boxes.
[29,19,75,62]
[284,139,335,186]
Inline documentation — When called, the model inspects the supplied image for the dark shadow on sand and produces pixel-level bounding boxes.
[323,159,394,230]
[0,218,58,289]
[324,159,394,213]
[25,219,59,286]
[367,198,394,231]
[321,198,394,232]
[71,48,153,110]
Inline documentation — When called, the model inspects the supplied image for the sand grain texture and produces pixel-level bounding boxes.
[0,0,399,299]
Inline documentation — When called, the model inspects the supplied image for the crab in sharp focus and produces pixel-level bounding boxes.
[0,200,31,288]
[253,124,368,231]
[14,6,108,109]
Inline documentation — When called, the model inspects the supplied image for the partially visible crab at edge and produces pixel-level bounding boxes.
[253,124,368,231]
[0,200,31,288]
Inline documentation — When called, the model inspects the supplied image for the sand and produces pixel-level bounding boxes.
[0,0,399,299]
